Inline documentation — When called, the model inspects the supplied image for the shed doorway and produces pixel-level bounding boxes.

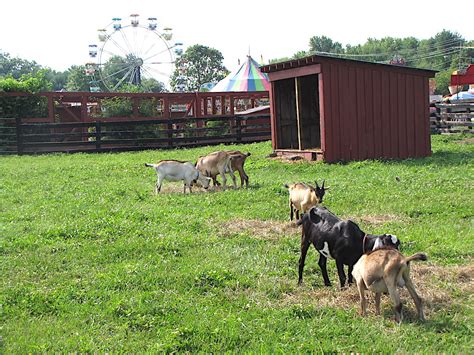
[274,74,320,150]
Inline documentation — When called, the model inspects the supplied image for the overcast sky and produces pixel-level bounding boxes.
[1,0,472,73]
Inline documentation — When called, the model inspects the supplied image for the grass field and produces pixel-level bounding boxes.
[1,134,473,352]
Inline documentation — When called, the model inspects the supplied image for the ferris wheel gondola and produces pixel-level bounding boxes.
[87,14,183,92]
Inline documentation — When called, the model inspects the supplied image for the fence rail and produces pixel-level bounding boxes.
[0,115,271,155]
[431,100,474,134]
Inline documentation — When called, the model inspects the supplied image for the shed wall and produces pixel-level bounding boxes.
[321,62,432,162]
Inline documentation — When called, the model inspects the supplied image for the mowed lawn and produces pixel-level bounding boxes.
[1,134,473,352]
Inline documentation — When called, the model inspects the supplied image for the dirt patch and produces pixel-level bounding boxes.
[279,263,474,319]
[456,137,474,144]
[148,183,211,194]
[267,155,311,164]
[217,219,300,240]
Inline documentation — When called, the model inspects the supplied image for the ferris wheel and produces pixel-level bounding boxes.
[87,14,183,92]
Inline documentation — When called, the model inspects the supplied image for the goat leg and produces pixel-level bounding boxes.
[228,166,237,189]
[243,171,249,188]
[375,292,382,315]
[357,281,367,316]
[348,264,354,285]
[298,238,311,285]
[155,176,163,194]
[317,254,331,286]
[403,273,425,321]
[386,277,403,324]
[336,260,347,288]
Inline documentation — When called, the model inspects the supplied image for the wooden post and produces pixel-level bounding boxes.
[211,96,216,115]
[132,97,139,119]
[95,121,101,151]
[47,94,55,122]
[166,118,173,148]
[15,117,23,155]
[295,77,303,150]
[236,116,242,143]
[230,96,235,116]
[81,96,88,120]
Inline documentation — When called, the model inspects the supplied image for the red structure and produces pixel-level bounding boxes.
[261,55,437,162]
[0,91,269,123]
[450,64,474,86]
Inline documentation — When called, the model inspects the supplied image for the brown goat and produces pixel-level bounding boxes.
[284,180,328,220]
[195,151,237,189]
[209,150,250,188]
[352,248,427,323]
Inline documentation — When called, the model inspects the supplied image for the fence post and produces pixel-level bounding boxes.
[167,119,173,148]
[95,121,101,151]
[15,117,23,155]
[236,116,242,143]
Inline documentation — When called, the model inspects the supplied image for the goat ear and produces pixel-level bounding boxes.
[373,237,384,250]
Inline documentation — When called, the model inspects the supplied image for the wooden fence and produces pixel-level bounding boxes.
[431,100,474,134]
[0,114,271,155]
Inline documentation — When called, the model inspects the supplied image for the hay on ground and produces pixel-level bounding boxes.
[217,219,299,240]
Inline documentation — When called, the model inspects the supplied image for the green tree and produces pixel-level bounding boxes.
[0,70,52,118]
[141,77,166,93]
[309,36,343,54]
[65,65,91,92]
[45,69,68,91]
[434,70,453,95]
[170,44,228,92]
[0,51,41,79]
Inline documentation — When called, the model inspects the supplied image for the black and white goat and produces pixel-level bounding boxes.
[297,206,400,288]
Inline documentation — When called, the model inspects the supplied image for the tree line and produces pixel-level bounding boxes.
[270,30,474,95]
[1,30,473,95]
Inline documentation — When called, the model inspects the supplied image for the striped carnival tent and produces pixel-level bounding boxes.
[211,55,270,92]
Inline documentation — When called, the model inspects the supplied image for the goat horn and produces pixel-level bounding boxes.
[322,179,325,188]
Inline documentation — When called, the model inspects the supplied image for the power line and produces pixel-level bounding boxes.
[313,37,467,60]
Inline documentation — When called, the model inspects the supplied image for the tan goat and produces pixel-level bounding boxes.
[352,248,427,323]
[195,151,237,189]
[207,150,250,188]
[284,180,328,220]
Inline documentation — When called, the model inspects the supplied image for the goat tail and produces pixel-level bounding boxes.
[245,152,251,157]
[283,183,289,189]
[404,253,428,264]
[145,163,156,168]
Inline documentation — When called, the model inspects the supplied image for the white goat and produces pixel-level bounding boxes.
[145,160,211,194]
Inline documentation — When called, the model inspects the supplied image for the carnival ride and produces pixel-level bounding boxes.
[86,14,184,92]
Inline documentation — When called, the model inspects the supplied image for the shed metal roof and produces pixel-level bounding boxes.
[260,53,437,77]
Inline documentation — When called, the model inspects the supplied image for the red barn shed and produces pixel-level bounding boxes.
[260,55,437,162]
